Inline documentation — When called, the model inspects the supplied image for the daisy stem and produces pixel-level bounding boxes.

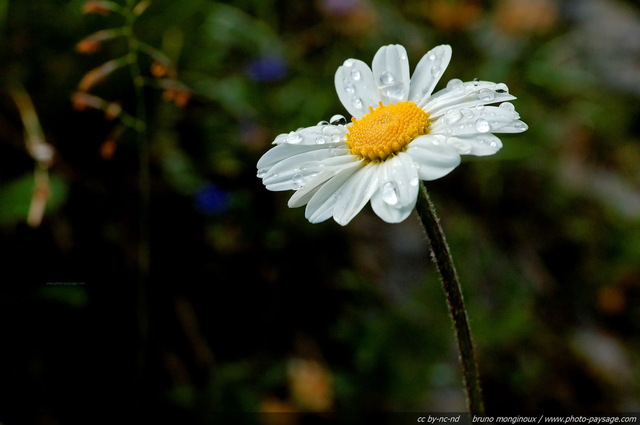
[415,182,485,415]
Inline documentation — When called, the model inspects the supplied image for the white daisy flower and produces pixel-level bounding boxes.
[257,44,528,225]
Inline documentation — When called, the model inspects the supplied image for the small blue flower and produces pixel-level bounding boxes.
[246,55,288,82]
[322,0,360,14]
[194,183,230,215]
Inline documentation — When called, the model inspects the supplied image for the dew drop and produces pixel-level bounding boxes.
[344,83,356,94]
[450,138,471,154]
[351,95,363,109]
[256,168,268,178]
[428,52,436,61]
[343,59,354,67]
[444,109,462,124]
[478,88,495,102]
[473,78,480,86]
[475,118,490,133]
[383,84,405,100]
[286,131,303,144]
[317,120,329,126]
[446,78,463,89]
[315,136,327,144]
[409,176,419,187]
[514,121,528,131]
[494,83,509,94]
[381,181,399,206]
[330,114,347,125]
[380,71,395,85]
[292,173,304,189]
[431,65,442,77]
[499,102,515,112]
[330,134,342,143]
[350,69,361,81]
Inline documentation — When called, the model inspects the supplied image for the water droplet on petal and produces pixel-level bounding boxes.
[292,173,304,189]
[443,109,461,124]
[350,69,361,81]
[286,131,303,144]
[343,59,354,67]
[383,84,405,100]
[257,168,268,178]
[431,65,442,77]
[344,83,356,94]
[449,138,472,154]
[330,134,342,143]
[330,114,347,125]
[429,52,436,61]
[473,78,480,86]
[499,102,515,112]
[317,120,329,126]
[478,88,495,102]
[315,136,327,144]
[514,121,528,131]
[381,181,399,206]
[351,95,363,109]
[409,176,419,187]
[446,78,463,89]
[494,83,509,94]
[380,71,395,85]
[475,118,490,133]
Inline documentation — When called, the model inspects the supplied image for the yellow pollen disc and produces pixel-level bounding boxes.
[346,101,430,161]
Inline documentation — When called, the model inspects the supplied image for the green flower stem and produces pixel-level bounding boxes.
[415,182,485,415]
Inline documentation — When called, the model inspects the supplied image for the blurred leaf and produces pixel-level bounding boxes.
[194,75,258,118]
[0,172,68,227]
[37,284,88,308]
[205,3,282,55]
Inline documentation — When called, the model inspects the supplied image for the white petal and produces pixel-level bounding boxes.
[273,124,347,146]
[262,147,348,191]
[305,163,363,223]
[258,143,333,173]
[424,80,517,117]
[451,134,503,156]
[335,59,380,118]
[288,156,361,208]
[430,104,524,137]
[332,163,380,225]
[406,135,461,180]
[370,153,419,223]
[371,44,411,105]
[408,45,452,104]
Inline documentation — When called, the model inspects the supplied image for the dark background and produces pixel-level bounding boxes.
[1,0,639,423]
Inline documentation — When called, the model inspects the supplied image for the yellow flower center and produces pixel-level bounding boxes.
[346,101,430,161]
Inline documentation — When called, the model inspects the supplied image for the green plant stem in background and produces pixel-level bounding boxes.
[124,0,150,383]
[415,182,485,415]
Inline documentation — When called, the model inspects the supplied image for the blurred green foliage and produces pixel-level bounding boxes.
[1,0,640,424]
